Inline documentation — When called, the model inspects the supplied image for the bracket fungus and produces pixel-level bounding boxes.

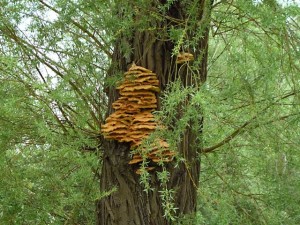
[176,52,194,64]
[101,64,175,173]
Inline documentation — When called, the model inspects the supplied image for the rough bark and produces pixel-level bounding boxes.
[97,1,211,224]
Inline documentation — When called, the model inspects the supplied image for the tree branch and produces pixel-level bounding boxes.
[37,0,112,58]
[203,112,299,153]
[202,117,253,153]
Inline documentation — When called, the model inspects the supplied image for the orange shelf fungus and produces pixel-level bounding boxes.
[176,52,194,64]
[101,63,176,173]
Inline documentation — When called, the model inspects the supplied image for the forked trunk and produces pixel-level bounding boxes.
[97,1,211,224]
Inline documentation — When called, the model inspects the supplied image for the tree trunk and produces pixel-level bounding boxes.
[96,1,211,224]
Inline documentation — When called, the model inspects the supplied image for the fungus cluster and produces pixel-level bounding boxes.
[101,64,175,172]
[176,52,194,64]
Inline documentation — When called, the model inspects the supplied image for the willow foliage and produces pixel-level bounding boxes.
[0,0,300,224]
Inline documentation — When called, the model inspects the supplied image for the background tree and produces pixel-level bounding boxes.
[0,0,299,224]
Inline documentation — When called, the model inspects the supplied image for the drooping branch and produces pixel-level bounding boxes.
[37,0,112,58]
[1,23,103,131]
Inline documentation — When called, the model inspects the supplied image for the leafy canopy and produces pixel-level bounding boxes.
[0,0,300,224]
